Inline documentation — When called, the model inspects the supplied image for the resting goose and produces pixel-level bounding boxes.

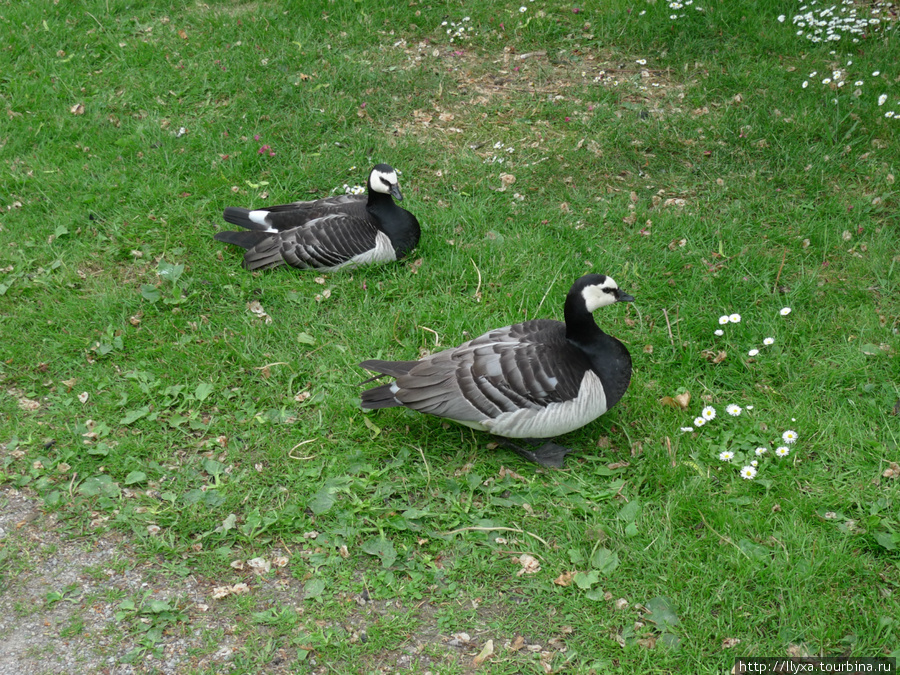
[214,164,420,271]
[360,274,634,468]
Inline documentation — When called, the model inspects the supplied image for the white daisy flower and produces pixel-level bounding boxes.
[854,80,864,86]
[763,337,774,345]
[740,465,757,479]
[714,329,724,336]
[680,426,694,433]
[751,460,759,467]
[719,315,730,325]
[694,416,706,427]
[802,81,809,88]
[746,405,753,410]
[636,59,647,65]
[728,313,741,323]
[748,349,759,356]
[879,94,888,106]
[873,71,881,76]
[520,6,527,12]
[719,450,734,461]
[755,447,768,456]
[780,307,791,316]
[702,406,717,421]
[726,404,742,416]
[822,78,831,85]
[782,430,798,444]
[778,14,785,22]
[775,446,790,457]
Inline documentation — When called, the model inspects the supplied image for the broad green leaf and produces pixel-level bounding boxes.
[304,578,326,600]
[362,536,397,568]
[124,471,147,485]
[590,548,620,575]
[297,332,316,345]
[221,514,237,532]
[645,595,680,631]
[140,285,161,303]
[362,416,381,436]
[618,499,641,523]
[573,570,600,589]
[194,382,214,401]
[157,259,184,285]
[874,531,897,551]
[120,406,151,425]
[308,488,335,515]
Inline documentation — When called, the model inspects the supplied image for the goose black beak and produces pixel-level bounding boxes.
[617,291,635,303]
[389,184,404,202]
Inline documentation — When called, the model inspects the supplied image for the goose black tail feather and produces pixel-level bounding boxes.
[360,384,401,409]
[223,207,270,231]
[359,359,417,378]
[213,230,270,250]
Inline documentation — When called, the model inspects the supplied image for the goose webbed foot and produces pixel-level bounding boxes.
[493,437,572,469]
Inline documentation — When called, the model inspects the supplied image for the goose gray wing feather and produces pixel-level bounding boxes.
[255,195,368,231]
[242,213,389,270]
[390,320,591,424]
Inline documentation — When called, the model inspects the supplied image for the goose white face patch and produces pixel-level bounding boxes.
[370,168,399,195]
[582,277,621,312]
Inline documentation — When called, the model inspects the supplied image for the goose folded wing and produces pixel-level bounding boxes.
[261,195,368,230]
[394,324,590,423]
[278,214,380,268]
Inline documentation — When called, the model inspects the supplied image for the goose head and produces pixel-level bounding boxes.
[369,164,403,201]
[575,274,635,312]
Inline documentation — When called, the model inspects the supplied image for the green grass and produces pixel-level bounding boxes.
[2,0,900,672]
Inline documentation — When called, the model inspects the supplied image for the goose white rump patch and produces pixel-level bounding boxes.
[460,370,608,438]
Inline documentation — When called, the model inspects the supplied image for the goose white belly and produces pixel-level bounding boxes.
[335,230,396,269]
[455,370,608,438]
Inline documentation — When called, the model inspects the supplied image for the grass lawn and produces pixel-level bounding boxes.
[2,0,899,672]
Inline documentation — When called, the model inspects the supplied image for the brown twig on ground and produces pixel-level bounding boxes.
[773,247,787,293]
[663,309,675,346]
[698,511,751,560]
[288,439,317,460]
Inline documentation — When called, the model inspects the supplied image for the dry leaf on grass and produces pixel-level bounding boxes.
[513,553,541,576]
[659,391,691,409]
[247,300,272,324]
[701,349,727,364]
[722,637,741,649]
[472,639,494,666]
[70,103,85,115]
[553,571,576,586]
[882,462,900,479]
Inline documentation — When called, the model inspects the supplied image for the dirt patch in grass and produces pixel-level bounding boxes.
[0,486,568,674]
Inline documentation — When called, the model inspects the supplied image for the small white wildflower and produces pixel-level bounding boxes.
[519,6,527,12]
[693,416,706,427]
[854,80,863,86]
[780,307,791,316]
[714,329,724,336]
[680,426,694,433]
[726,404,742,416]
[636,59,647,65]
[748,349,760,356]
[740,465,757,480]
[822,78,831,85]
[802,81,809,88]
[886,111,895,118]
[751,460,759,467]
[777,14,785,22]
[702,406,717,421]
[728,313,741,323]
[763,337,774,345]
[775,446,790,457]
[755,447,768,456]
[832,70,841,80]
[746,405,753,410]
[872,71,881,76]
[782,430,798,444]
[719,315,730,325]
[879,94,888,106]
[719,450,734,461]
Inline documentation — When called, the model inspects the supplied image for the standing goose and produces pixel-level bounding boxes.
[360,274,634,468]
[214,164,420,271]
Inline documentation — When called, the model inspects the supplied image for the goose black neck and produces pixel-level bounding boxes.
[564,292,603,345]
